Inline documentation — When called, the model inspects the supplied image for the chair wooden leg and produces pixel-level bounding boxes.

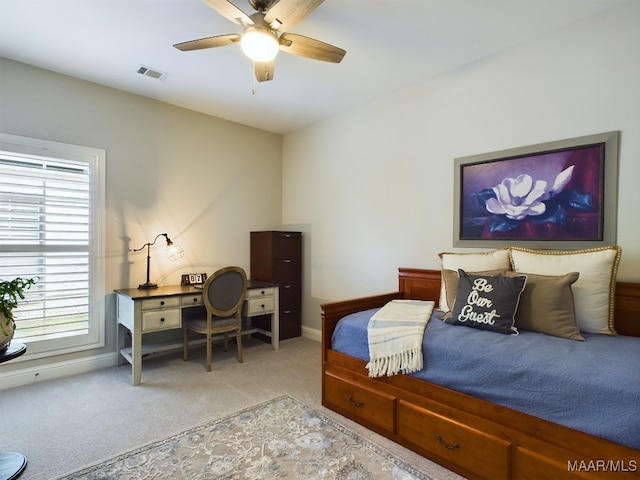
[183,327,189,361]
[223,333,229,352]
[206,333,212,372]
[237,330,243,363]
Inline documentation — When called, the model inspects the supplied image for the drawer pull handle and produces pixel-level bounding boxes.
[160,301,165,306]
[348,396,364,408]
[193,298,198,303]
[435,435,459,450]
[283,285,292,289]
[160,317,165,322]
[282,259,292,263]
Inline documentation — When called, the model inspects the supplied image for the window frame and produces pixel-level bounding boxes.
[0,133,105,359]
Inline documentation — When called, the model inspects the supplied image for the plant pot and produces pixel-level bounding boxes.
[0,313,14,351]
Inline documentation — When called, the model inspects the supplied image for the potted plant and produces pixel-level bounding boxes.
[1,277,37,351]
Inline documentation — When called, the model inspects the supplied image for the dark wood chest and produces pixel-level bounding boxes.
[250,231,302,340]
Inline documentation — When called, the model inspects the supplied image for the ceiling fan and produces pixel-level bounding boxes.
[174,0,346,82]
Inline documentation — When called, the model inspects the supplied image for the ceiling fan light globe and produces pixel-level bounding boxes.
[241,28,279,62]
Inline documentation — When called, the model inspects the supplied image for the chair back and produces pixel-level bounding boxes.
[203,266,247,318]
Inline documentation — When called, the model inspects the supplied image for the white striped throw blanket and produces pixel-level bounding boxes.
[366,299,434,378]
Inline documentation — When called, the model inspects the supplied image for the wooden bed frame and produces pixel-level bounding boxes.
[321,268,640,480]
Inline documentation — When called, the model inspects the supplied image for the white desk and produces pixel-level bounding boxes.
[115,281,279,386]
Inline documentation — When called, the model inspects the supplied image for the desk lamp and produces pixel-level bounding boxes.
[133,233,183,289]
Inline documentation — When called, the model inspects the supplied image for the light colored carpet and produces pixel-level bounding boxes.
[1,336,464,480]
[55,394,433,479]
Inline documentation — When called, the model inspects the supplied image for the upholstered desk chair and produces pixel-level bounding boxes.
[183,266,247,372]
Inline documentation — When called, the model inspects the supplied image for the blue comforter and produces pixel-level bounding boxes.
[331,308,640,450]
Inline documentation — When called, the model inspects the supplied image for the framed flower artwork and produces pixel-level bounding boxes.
[453,131,619,248]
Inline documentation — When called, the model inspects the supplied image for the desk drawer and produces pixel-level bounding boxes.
[141,297,180,310]
[142,309,180,332]
[246,296,275,316]
[246,287,275,298]
[181,294,203,307]
[397,400,511,480]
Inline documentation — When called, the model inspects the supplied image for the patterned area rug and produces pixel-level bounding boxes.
[57,395,435,479]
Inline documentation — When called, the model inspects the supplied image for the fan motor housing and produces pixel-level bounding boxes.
[249,0,277,12]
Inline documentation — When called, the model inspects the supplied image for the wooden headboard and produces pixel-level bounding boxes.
[398,268,640,338]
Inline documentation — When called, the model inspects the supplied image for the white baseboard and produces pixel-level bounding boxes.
[301,325,321,342]
[0,352,117,391]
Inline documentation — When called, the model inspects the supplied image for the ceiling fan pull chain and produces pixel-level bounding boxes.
[251,61,257,95]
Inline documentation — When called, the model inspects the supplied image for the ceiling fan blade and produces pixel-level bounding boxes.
[173,34,241,51]
[279,33,345,63]
[254,60,275,82]
[202,0,254,26]
[264,0,324,31]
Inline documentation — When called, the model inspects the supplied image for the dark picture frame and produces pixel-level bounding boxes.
[453,131,619,249]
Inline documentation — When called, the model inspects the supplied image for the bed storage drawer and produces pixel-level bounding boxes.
[514,446,639,480]
[397,400,511,480]
[514,447,582,480]
[324,373,395,433]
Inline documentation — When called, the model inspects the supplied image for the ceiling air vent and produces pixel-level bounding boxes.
[137,65,170,81]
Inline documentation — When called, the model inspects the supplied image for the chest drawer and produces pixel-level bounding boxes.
[141,296,180,310]
[245,296,275,316]
[271,260,300,282]
[324,373,395,433]
[278,283,299,305]
[142,308,180,332]
[397,400,511,480]
[271,231,301,258]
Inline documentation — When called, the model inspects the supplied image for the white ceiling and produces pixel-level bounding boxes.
[0,0,629,134]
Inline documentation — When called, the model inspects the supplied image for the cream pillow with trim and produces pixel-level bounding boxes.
[438,248,511,311]
[509,246,621,335]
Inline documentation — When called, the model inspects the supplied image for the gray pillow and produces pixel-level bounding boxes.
[505,271,583,341]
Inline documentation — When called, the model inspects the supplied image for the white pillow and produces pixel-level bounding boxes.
[438,248,511,311]
[509,246,621,334]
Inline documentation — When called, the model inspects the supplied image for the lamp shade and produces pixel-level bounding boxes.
[241,28,279,62]
[167,243,184,261]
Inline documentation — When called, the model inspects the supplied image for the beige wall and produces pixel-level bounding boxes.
[283,1,640,331]
[0,58,283,373]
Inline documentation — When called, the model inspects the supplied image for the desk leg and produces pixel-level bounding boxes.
[116,323,126,367]
[131,325,142,386]
[271,288,279,351]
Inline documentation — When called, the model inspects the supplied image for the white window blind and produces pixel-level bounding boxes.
[0,134,105,357]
